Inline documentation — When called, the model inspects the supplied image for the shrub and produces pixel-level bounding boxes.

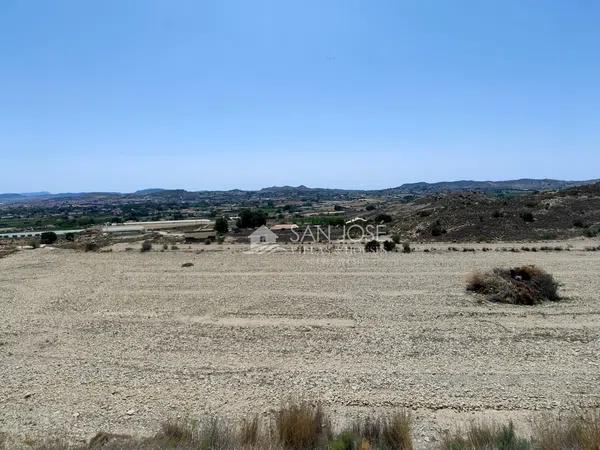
[28,239,40,249]
[205,238,212,245]
[402,242,411,254]
[391,233,401,244]
[520,211,534,222]
[584,227,599,238]
[64,232,75,242]
[171,245,179,250]
[374,214,393,224]
[383,240,396,252]
[85,242,99,252]
[276,402,330,449]
[466,265,560,305]
[431,220,447,236]
[162,243,169,250]
[181,262,194,268]
[141,241,152,252]
[215,217,229,234]
[365,240,380,253]
[40,232,58,245]
[365,204,376,211]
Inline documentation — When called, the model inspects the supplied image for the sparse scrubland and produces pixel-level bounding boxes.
[1,246,599,449]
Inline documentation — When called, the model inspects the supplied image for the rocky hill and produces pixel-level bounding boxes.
[384,183,600,241]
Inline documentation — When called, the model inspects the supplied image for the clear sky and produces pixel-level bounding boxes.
[1,1,599,193]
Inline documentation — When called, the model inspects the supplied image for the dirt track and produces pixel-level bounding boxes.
[1,245,599,447]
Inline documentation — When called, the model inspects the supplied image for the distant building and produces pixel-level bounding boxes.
[0,229,85,239]
[345,217,367,225]
[249,225,278,245]
[270,224,299,231]
[102,219,213,233]
[184,228,217,242]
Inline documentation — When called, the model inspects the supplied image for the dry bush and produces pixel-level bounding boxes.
[275,402,330,449]
[466,265,560,305]
[85,242,99,252]
[381,412,413,450]
[238,416,260,447]
[533,411,600,450]
[348,412,413,450]
[151,417,234,450]
[441,421,530,450]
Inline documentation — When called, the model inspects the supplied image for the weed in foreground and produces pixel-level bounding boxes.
[441,421,530,450]
[275,402,330,449]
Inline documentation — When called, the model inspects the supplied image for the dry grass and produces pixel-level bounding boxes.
[4,408,600,450]
[441,421,530,450]
[441,413,600,450]
[381,412,414,450]
[466,265,560,305]
[238,416,260,447]
[532,411,600,450]
[275,402,330,449]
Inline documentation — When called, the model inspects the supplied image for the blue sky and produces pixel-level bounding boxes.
[1,1,599,192]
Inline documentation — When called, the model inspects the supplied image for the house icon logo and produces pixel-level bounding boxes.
[246,225,285,253]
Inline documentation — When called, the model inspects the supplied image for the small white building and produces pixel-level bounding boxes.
[269,224,299,231]
[249,225,278,245]
[345,217,367,225]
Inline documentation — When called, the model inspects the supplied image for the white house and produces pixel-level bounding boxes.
[249,225,278,245]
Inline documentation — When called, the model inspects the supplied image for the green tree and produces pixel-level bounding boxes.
[40,232,58,245]
[215,217,229,234]
[236,209,267,228]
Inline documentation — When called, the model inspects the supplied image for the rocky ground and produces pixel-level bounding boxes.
[1,243,599,448]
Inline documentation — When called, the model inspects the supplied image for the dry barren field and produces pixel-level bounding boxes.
[1,245,600,448]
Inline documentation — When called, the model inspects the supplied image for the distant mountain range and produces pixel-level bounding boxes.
[1,178,598,203]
